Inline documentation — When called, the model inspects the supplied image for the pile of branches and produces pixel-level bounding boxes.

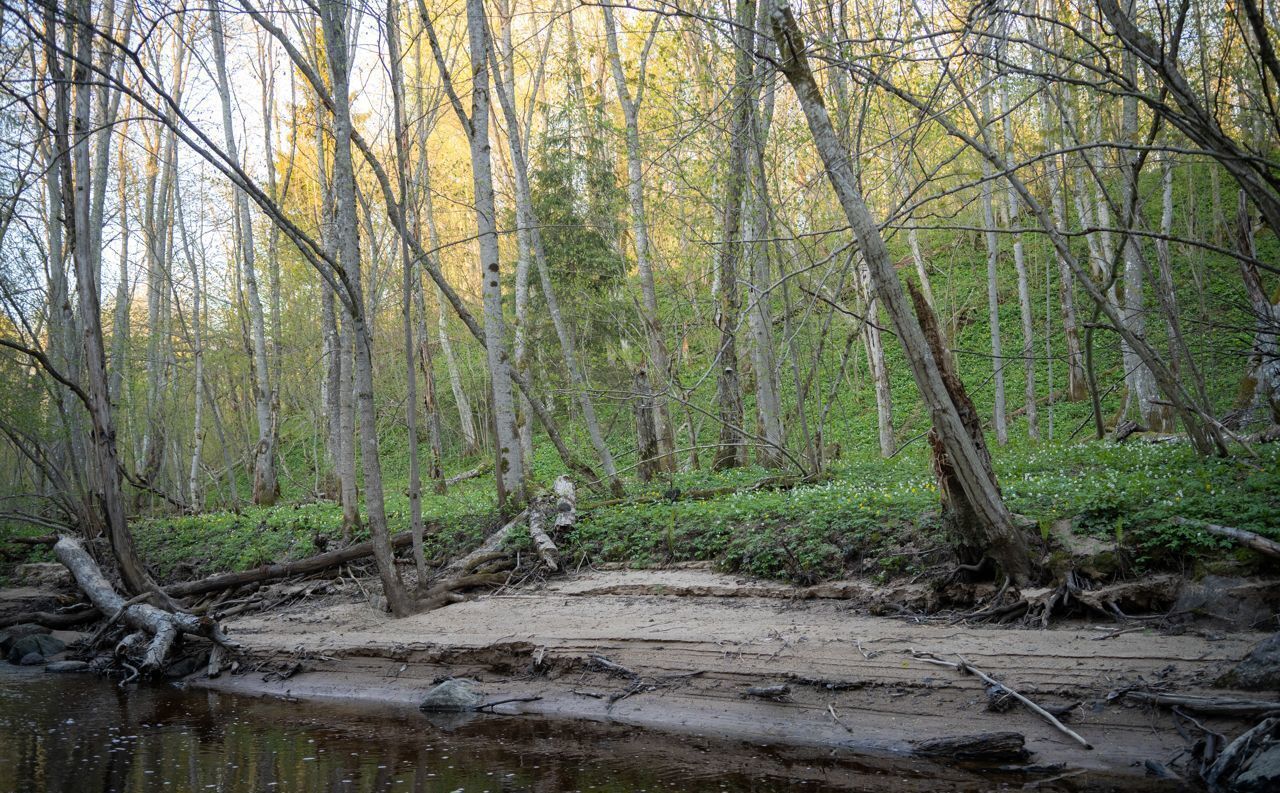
[419,475,576,610]
[52,537,239,682]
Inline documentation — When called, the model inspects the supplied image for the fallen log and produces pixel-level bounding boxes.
[579,473,822,512]
[53,537,237,672]
[418,572,508,610]
[1123,691,1280,717]
[911,732,1031,763]
[0,606,99,630]
[166,530,417,598]
[445,462,491,486]
[1172,517,1280,560]
[434,510,528,581]
[527,507,559,573]
[5,534,58,546]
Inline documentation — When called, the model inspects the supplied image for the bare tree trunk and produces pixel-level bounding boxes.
[1001,85,1037,440]
[458,0,524,507]
[1117,44,1170,432]
[311,99,360,535]
[771,5,1034,583]
[745,7,785,468]
[860,263,894,458]
[209,3,277,505]
[418,146,479,456]
[980,83,1008,446]
[713,0,755,471]
[887,132,936,307]
[603,5,676,473]
[490,18,623,496]
[49,0,165,599]
[633,368,660,482]
[386,0,428,583]
[318,0,413,616]
[1237,190,1280,421]
[1028,9,1087,401]
[174,182,204,508]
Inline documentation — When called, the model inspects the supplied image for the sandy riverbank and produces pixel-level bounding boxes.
[187,567,1272,779]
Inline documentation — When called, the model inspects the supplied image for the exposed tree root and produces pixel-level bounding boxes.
[53,537,238,675]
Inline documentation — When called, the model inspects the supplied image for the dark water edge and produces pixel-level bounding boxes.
[0,666,1179,792]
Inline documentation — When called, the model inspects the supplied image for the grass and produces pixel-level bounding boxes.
[6,436,1266,587]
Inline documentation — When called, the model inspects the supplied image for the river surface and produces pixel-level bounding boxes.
[0,665,1176,792]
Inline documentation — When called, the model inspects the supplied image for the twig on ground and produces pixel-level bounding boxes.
[910,650,1093,750]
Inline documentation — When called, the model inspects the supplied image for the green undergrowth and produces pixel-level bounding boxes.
[3,439,1276,587]
[563,439,1280,582]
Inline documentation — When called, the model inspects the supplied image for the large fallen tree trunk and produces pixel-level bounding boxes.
[166,530,417,598]
[54,537,237,672]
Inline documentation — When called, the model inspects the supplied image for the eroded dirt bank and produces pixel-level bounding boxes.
[193,567,1273,779]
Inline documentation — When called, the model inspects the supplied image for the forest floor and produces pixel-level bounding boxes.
[184,564,1277,779]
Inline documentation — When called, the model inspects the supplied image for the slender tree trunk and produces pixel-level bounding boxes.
[771,5,1034,583]
[490,23,623,495]
[463,0,525,507]
[603,5,676,472]
[318,0,413,616]
[50,0,163,599]
[1001,85,1037,440]
[980,84,1008,445]
[386,0,429,583]
[210,4,277,504]
[418,146,479,456]
[1117,45,1170,431]
[744,8,785,468]
[713,0,756,470]
[1027,13,1087,401]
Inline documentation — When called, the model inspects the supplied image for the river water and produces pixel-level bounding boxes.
[0,666,1175,792]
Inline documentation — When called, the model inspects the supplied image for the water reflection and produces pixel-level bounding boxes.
[0,666,1173,792]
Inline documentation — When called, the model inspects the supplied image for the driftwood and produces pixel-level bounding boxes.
[527,508,559,573]
[911,732,1030,763]
[1172,517,1280,560]
[912,651,1093,750]
[418,572,508,610]
[416,510,531,611]
[53,537,238,672]
[553,475,576,529]
[1124,691,1280,716]
[435,510,528,581]
[743,683,791,700]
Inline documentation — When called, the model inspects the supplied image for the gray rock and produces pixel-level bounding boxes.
[44,660,90,673]
[18,652,44,666]
[419,679,483,712]
[5,633,65,664]
[1221,634,1280,692]
[0,624,51,654]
